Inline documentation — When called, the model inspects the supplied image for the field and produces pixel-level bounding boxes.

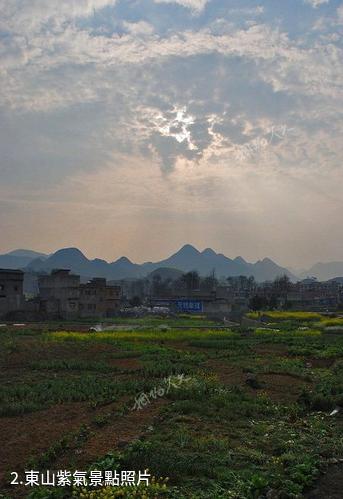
[0,315,343,498]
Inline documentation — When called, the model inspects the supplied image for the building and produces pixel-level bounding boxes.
[38,269,80,319]
[79,278,121,318]
[38,270,121,319]
[151,287,233,316]
[285,278,341,311]
[0,269,25,318]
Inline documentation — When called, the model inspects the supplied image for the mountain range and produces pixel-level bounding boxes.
[299,262,343,282]
[0,245,295,282]
[0,249,48,270]
[1,245,343,282]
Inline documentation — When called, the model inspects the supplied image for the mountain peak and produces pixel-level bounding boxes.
[177,244,200,255]
[54,247,85,256]
[260,257,274,265]
[113,256,133,265]
[51,247,88,262]
[202,248,217,257]
[234,256,247,264]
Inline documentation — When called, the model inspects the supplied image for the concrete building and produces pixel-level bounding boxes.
[38,270,121,319]
[79,278,121,318]
[38,269,80,319]
[151,287,233,316]
[0,269,25,318]
[282,277,342,311]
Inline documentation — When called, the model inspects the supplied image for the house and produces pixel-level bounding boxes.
[79,278,121,318]
[151,287,233,316]
[38,269,80,319]
[285,278,341,311]
[38,270,121,319]
[0,269,25,318]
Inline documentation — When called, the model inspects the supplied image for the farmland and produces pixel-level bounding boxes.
[0,314,342,498]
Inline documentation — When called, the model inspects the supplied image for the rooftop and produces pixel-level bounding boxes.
[0,268,24,274]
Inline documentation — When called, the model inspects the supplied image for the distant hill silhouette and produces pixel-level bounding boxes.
[301,262,343,281]
[5,249,48,259]
[26,248,142,279]
[328,277,343,284]
[139,245,295,281]
[0,244,296,282]
[4,245,343,282]
[0,249,48,270]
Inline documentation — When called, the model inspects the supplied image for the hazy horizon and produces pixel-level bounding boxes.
[0,242,337,272]
[1,0,342,269]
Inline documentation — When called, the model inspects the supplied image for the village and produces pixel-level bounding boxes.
[1,267,343,322]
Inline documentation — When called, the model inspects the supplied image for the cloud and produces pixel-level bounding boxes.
[122,21,154,36]
[154,0,209,13]
[0,0,342,265]
[304,0,329,7]
[0,0,117,34]
[2,20,341,116]
[338,5,343,23]
[0,15,341,177]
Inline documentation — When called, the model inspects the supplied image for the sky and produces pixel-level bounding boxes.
[0,0,342,269]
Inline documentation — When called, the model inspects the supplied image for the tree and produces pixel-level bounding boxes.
[273,274,291,296]
[268,295,278,310]
[152,274,162,296]
[152,274,172,298]
[249,295,268,311]
[202,270,218,291]
[129,296,142,307]
[181,271,200,294]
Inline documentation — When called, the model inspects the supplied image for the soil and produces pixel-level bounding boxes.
[205,359,308,402]
[307,357,336,369]
[0,402,93,484]
[205,359,245,386]
[55,398,168,469]
[254,344,289,357]
[109,357,142,371]
[259,372,308,402]
[305,463,343,499]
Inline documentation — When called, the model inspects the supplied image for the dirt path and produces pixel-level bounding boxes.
[0,397,168,497]
[0,402,94,485]
[55,398,168,469]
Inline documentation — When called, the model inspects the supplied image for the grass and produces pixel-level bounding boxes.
[255,327,322,337]
[85,315,220,328]
[27,425,90,470]
[300,361,343,410]
[0,376,153,416]
[30,359,118,373]
[1,316,343,498]
[85,381,341,498]
[47,328,235,344]
[315,318,343,328]
[247,311,324,321]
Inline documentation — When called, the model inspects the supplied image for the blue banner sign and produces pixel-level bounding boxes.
[175,300,203,312]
